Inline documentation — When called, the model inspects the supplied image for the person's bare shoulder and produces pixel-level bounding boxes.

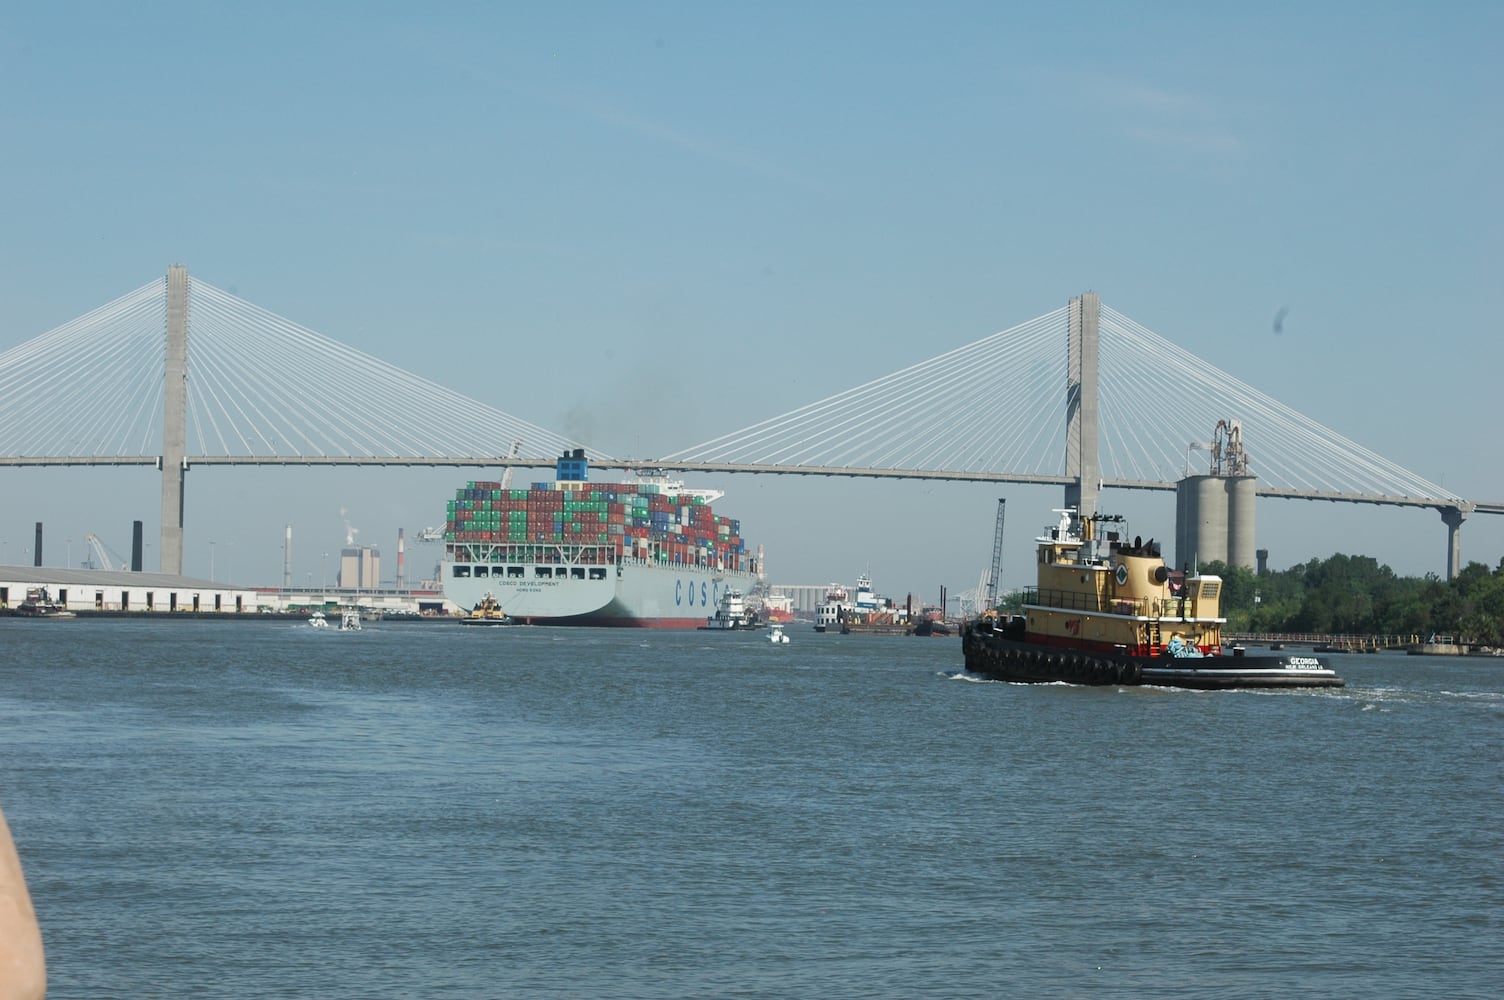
[0,806,46,1000]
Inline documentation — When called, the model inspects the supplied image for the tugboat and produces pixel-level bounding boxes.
[700,588,761,630]
[460,592,517,627]
[813,583,850,632]
[962,509,1344,690]
[14,586,76,619]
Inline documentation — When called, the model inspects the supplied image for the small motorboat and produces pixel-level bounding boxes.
[338,610,362,631]
[768,624,790,644]
[308,611,329,629]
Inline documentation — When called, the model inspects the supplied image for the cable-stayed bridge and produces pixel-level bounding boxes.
[1,266,1496,578]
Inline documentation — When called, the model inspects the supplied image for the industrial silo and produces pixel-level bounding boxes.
[1175,475,1229,569]
[1175,479,1198,571]
[1227,475,1258,570]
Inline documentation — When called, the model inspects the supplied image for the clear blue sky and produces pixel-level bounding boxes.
[1,2,1500,598]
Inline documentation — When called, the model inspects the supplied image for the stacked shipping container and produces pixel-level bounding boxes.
[445,480,746,570]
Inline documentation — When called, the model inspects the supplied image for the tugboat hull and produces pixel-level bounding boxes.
[962,627,1345,690]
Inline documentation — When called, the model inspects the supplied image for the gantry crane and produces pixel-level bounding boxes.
[84,533,127,571]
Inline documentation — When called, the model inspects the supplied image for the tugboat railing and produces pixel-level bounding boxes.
[1225,632,1421,651]
[1022,587,1195,620]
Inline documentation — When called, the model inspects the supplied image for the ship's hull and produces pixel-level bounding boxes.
[444,559,760,628]
[962,623,1344,689]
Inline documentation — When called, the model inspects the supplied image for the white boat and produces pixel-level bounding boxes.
[308,611,329,628]
[338,611,362,631]
[768,623,790,644]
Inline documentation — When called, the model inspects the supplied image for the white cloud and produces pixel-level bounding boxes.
[1084,77,1245,160]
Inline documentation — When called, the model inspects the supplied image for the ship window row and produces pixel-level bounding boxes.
[1,587,245,613]
[449,545,617,566]
[451,565,607,581]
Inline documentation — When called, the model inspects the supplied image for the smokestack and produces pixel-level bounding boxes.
[283,524,293,590]
[132,520,144,571]
[34,522,42,566]
[397,528,406,590]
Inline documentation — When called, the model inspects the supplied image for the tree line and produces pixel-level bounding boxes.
[996,552,1504,646]
[1200,553,1504,645]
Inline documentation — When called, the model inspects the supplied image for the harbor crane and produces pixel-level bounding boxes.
[986,498,1006,611]
[411,440,522,546]
[500,438,524,490]
[84,533,128,571]
[413,523,447,591]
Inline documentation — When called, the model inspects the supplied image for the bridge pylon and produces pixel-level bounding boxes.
[1063,291,1100,516]
[160,264,189,575]
[1441,503,1474,581]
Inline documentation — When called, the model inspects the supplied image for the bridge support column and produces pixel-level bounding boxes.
[1440,504,1473,580]
[1064,292,1100,517]
[160,264,189,575]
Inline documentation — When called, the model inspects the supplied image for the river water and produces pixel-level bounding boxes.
[2,620,1500,998]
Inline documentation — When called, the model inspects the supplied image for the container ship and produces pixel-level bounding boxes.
[441,450,760,627]
[962,508,1344,689]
